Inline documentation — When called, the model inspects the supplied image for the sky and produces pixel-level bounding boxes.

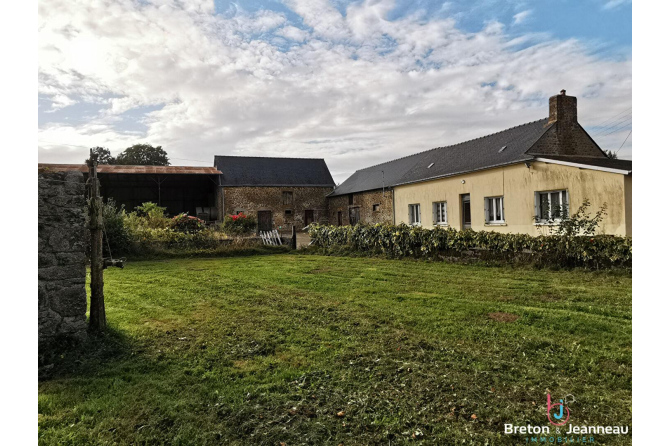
[38,0,632,183]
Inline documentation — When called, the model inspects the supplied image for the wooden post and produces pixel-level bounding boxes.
[291,225,297,250]
[87,150,106,332]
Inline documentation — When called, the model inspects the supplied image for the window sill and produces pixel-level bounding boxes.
[434,223,449,227]
[485,222,507,226]
[534,221,560,226]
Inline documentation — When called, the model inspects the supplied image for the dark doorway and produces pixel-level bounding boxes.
[304,210,314,226]
[349,207,360,225]
[337,211,343,226]
[461,194,471,229]
[258,211,273,232]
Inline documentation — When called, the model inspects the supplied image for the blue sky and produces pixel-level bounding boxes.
[213,0,631,50]
[38,0,632,181]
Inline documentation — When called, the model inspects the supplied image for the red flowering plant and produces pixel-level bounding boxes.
[171,213,205,234]
[221,212,257,235]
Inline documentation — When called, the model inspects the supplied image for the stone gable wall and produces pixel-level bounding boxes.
[219,186,333,232]
[327,189,394,226]
[529,123,606,158]
[38,170,88,352]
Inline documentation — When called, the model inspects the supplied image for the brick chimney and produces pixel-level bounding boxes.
[548,89,577,124]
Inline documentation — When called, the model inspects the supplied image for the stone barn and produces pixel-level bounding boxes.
[214,156,335,232]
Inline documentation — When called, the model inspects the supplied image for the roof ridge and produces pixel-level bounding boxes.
[353,117,548,173]
[215,155,326,161]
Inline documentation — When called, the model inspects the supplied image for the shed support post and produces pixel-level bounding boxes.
[291,225,297,250]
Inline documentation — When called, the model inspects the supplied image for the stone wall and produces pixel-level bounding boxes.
[38,169,88,352]
[219,186,333,232]
[327,189,394,226]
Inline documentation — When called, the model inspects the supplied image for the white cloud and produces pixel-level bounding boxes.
[275,25,310,42]
[512,10,531,25]
[38,0,632,180]
[602,0,631,10]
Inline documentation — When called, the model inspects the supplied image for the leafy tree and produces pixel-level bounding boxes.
[115,144,170,166]
[89,147,115,164]
[605,150,619,159]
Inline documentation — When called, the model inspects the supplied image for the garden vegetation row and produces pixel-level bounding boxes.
[99,200,285,258]
[307,223,632,269]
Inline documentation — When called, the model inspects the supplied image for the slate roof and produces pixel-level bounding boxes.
[214,156,335,187]
[38,164,222,175]
[533,155,632,173]
[331,118,551,196]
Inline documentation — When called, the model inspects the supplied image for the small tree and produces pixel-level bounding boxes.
[605,150,619,159]
[537,199,608,237]
[115,144,170,166]
[89,147,115,164]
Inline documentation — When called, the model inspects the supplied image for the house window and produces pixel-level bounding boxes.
[433,202,447,225]
[285,209,293,216]
[372,204,380,212]
[409,204,421,225]
[485,197,505,224]
[348,194,354,205]
[535,190,569,222]
[234,209,246,215]
[282,191,293,205]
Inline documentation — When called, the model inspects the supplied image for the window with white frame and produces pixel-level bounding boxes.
[535,190,569,222]
[433,202,447,225]
[485,196,505,224]
[409,204,421,225]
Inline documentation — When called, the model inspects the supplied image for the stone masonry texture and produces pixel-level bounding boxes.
[38,169,88,355]
[219,186,333,232]
[327,189,394,226]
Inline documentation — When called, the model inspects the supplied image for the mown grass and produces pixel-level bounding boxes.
[38,255,632,445]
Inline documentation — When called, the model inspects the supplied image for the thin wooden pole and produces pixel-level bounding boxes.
[291,225,297,250]
[87,150,106,332]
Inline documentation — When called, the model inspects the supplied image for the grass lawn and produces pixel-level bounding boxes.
[38,254,632,445]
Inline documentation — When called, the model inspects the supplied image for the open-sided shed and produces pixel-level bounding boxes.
[38,164,222,220]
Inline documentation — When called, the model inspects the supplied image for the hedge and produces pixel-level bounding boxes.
[307,224,632,269]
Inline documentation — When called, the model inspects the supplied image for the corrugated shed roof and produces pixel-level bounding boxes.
[38,164,222,174]
[331,118,551,195]
[214,156,335,187]
[533,155,632,172]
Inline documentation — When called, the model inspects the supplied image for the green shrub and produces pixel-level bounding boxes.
[106,202,222,257]
[221,213,257,235]
[101,199,131,258]
[171,213,205,233]
[307,223,631,269]
[131,202,170,229]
